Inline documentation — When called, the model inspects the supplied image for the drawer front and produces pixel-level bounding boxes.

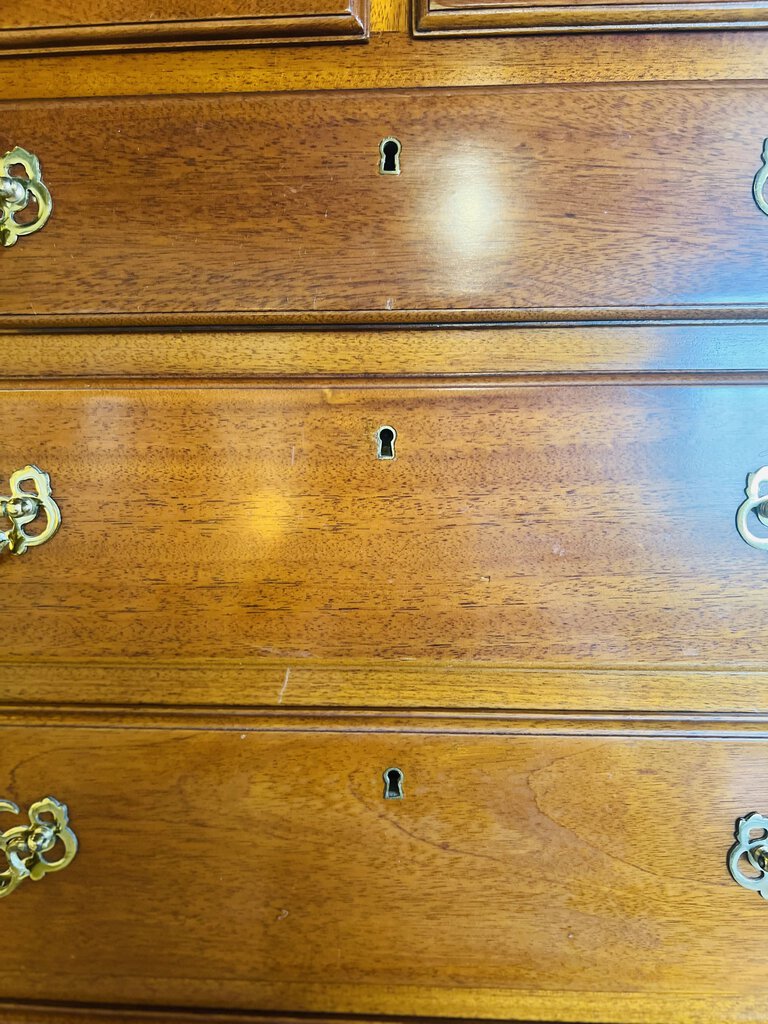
[412,0,768,35]
[3,718,768,1022]
[3,86,768,327]
[0,0,368,53]
[3,381,768,708]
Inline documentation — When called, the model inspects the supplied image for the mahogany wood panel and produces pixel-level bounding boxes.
[5,86,768,328]
[0,1009,397,1024]
[10,661,768,712]
[4,381,768,711]
[6,325,768,378]
[2,719,768,1021]
[413,0,768,35]
[6,32,768,101]
[0,0,369,54]
[0,1010,571,1024]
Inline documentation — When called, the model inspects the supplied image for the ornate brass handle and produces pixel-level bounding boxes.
[0,797,78,899]
[0,146,52,248]
[736,467,768,550]
[728,813,768,899]
[0,465,61,556]
[754,139,768,216]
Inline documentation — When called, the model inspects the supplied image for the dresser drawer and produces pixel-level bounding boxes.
[3,380,768,710]
[0,0,368,53]
[4,85,768,328]
[411,0,768,34]
[2,715,768,1023]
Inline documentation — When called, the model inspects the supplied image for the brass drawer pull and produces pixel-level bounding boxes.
[736,467,768,550]
[0,797,78,899]
[755,139,768,215]
[0,146,52,248]
[728,813,768,899]
[0,465,61,556]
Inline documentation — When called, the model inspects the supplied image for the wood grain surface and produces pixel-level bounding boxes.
[3,381,768,709]
[0,1009,591,1024]
[4,85,768,328]
[413,0,768,35]
[6,325,768,379]
[0,0,369,53]
[2,718,768,1021]
[5,1,768,1021]
[4,31,768,102]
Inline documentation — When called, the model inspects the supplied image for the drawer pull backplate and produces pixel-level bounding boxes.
[0,147,52,248]
[0,797,78,899]
[736,467,768,550]
[0,465,61,556]
[728,812,768,899]
[755,139,768,216]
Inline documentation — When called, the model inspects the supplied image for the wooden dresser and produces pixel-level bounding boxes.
[5,3,768,1023]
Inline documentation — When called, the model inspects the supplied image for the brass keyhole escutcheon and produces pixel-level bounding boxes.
[383,767,404,800]
[376,426,397,460]
[379,138,402,176]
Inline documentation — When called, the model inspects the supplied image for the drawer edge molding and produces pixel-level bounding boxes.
[4,994,768,1024]
[6,325,768,379]
[8,306,768,333]
[6,706,768,738]
[413,0,768,35]
[0,4,369,54]
[3,662,768,715]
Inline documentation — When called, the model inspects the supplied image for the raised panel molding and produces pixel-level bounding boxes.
[0,0,369,54]
[412,0,768,35]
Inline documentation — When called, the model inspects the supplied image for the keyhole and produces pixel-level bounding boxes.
[376,425,397,460]
[379,137,401,175]
[383,767,404,800]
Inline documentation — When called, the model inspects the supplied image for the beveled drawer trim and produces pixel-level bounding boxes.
[413,0,768,35]
[4,661,768,716]
[3,995,767,1024]
[0,0,368,54]
[5,326,768,379]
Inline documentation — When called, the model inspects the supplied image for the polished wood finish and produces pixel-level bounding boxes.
[412,0,768,36]
[5,32,768,103]
[9,661,768,713]
[0,0,369,54]
[5,0,768,1020]
[2,380,768,710]
[2,1010,569,1024]
[3,715,768,1021]
[7,325,768,378]
[4,85,768,328]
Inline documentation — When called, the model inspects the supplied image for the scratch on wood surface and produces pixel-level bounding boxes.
[277,668,291,704]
